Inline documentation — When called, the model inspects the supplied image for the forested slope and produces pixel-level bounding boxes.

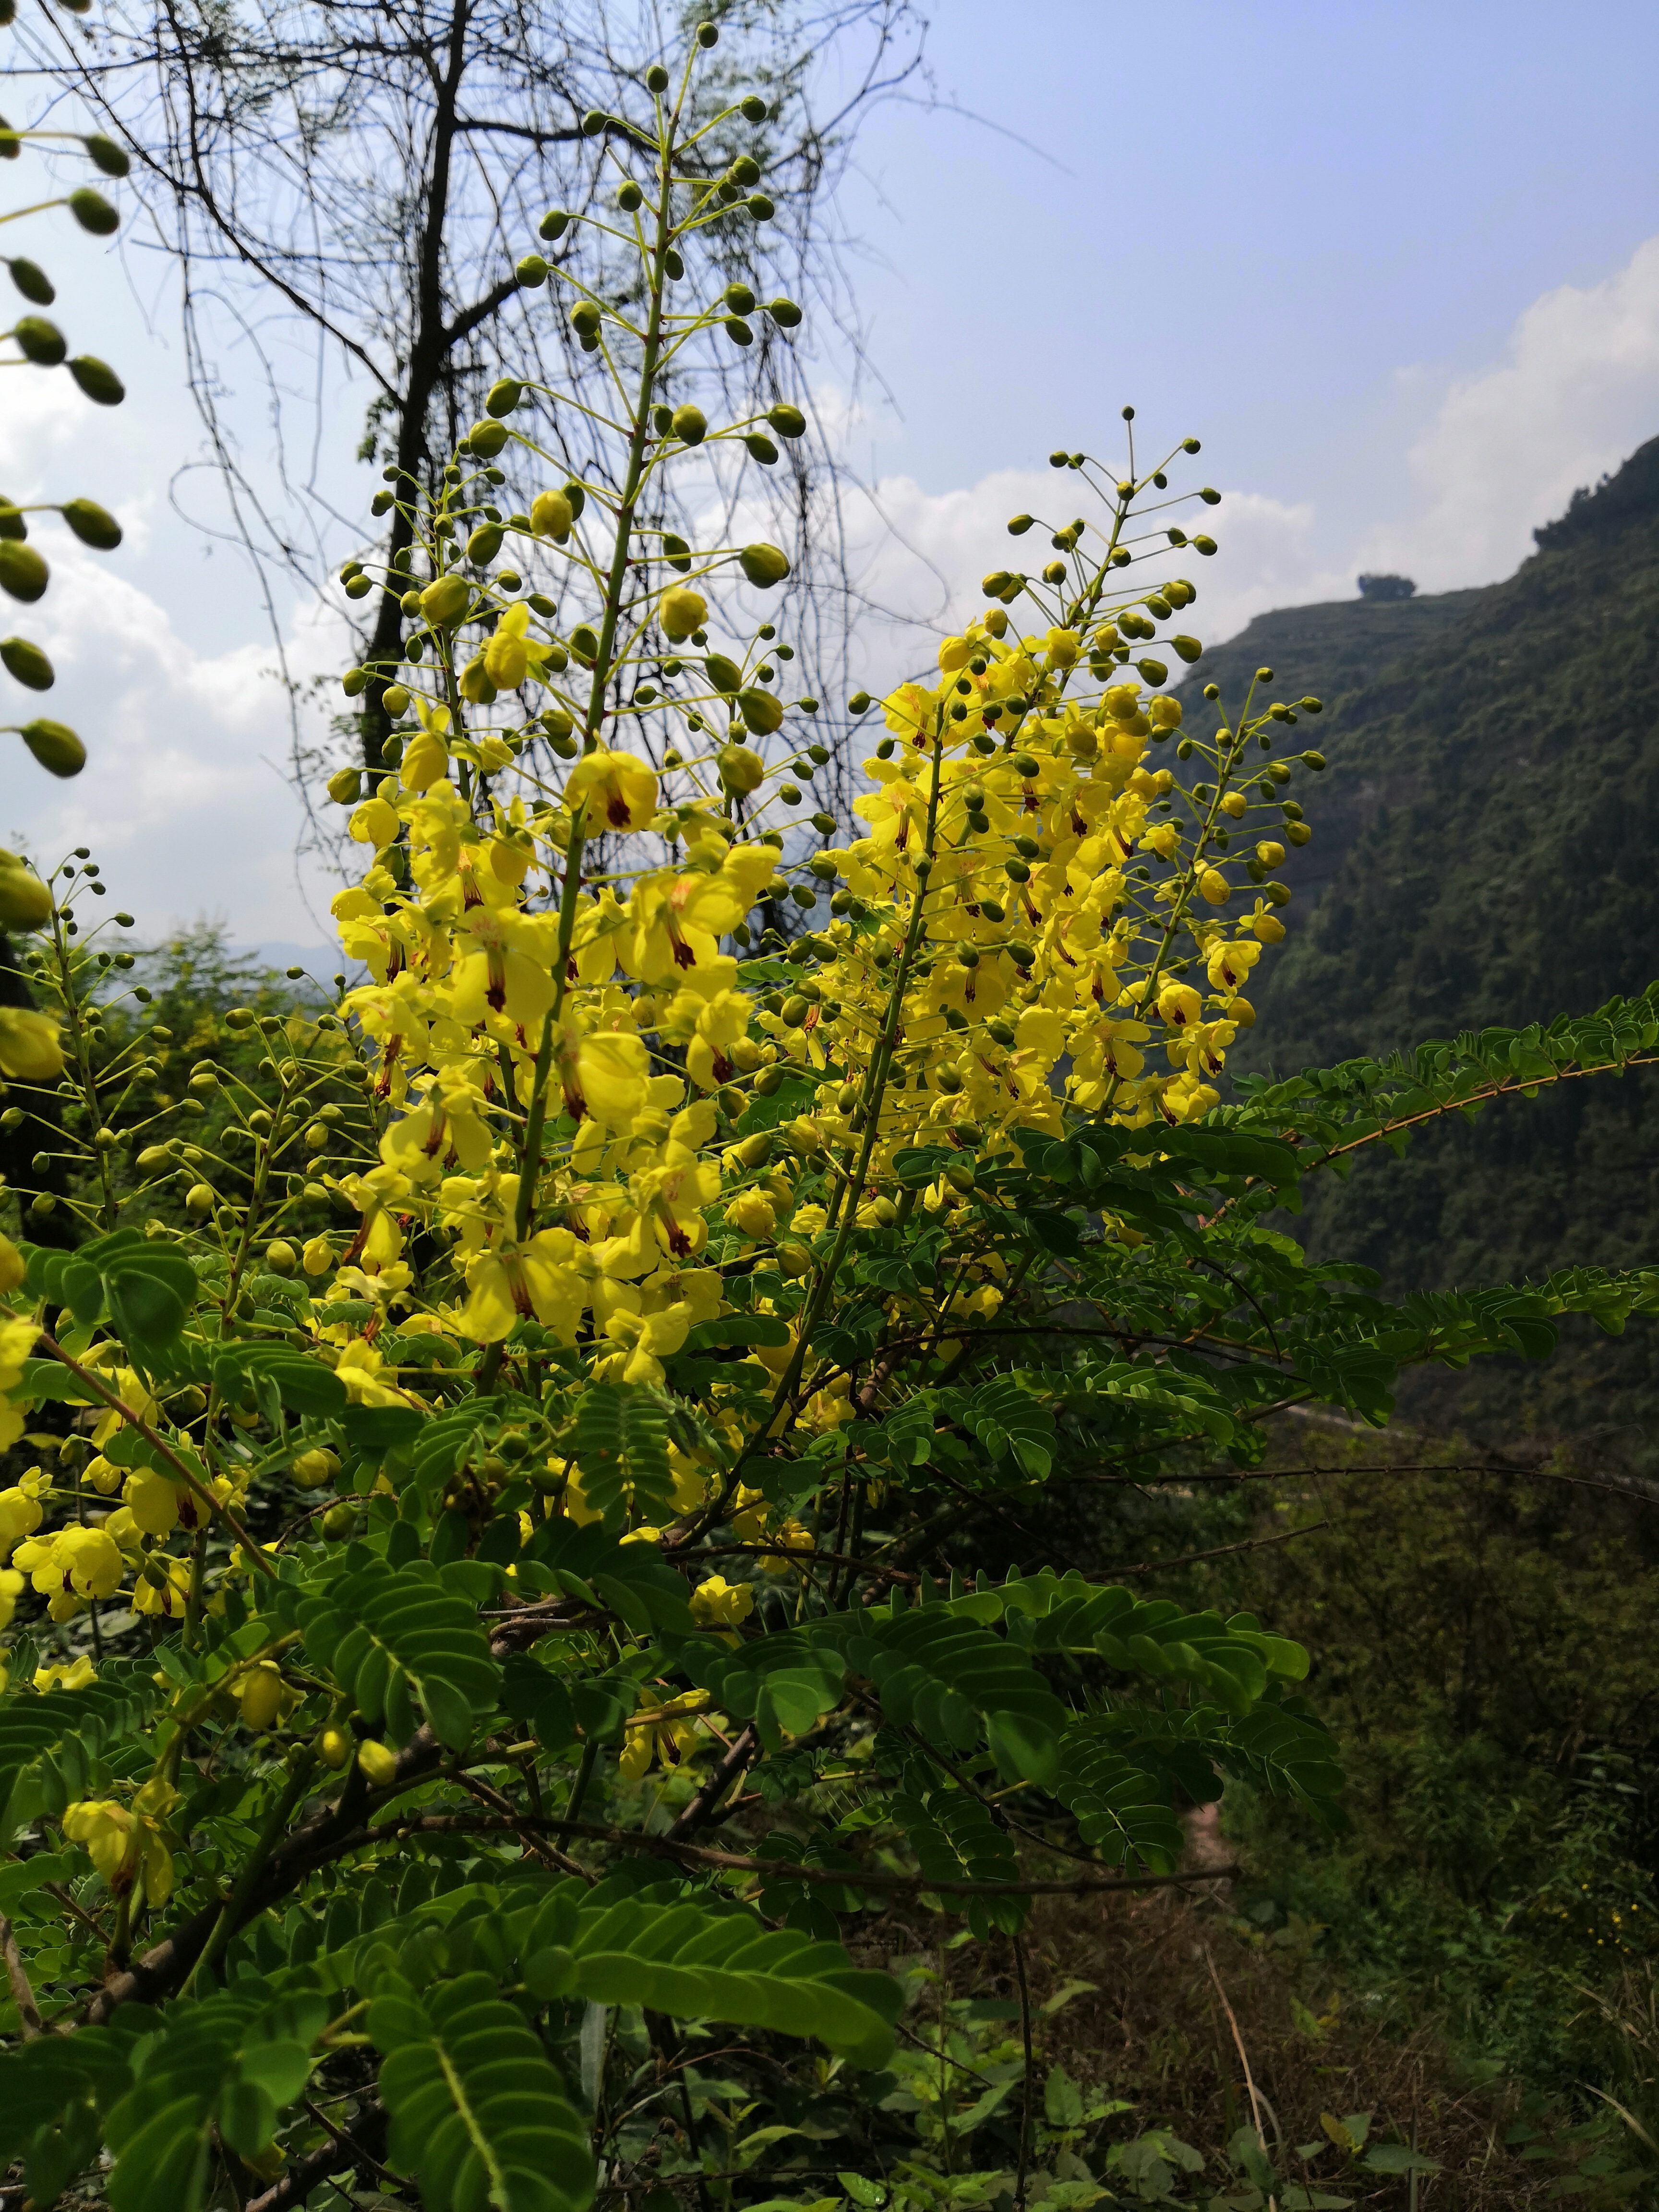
[1192,436,1659,1462]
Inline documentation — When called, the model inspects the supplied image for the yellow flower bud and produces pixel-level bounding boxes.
[660,586,707,640]
[530,488,573,541]
[357,1738,399,1787]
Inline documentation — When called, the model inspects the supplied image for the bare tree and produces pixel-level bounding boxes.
[12,0,927,828]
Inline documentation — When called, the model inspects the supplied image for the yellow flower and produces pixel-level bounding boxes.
[62,1776,180,1900]
[14,1524,124,1619]
[565,748,658,833]
[133,1554,192,1618]
[0,1006,63,1080]
[0,1232,22,1293]
[0,1565,22,1631]
[34,1654,95,1692]
[0,1476,46,1560]
[757,1517,813,1576]
[461,1228,588,1345]
[301,1234,336,1277]
[123,1467,180,1538]
[690,1574,755,1627]
[482,601,534,689]
[1197,867,1230,905]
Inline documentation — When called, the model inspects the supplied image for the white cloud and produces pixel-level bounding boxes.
[3,546,347,945]
[1358,234,1659,589]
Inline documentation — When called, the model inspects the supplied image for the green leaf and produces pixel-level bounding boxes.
[569,1382,676,1525]
[300,1557,501,1751]
[372,1971,593,2212]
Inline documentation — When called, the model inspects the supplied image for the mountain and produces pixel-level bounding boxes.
[1187,435,1659,1467]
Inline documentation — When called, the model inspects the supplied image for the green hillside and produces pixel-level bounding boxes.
[1191,436,1659,1464]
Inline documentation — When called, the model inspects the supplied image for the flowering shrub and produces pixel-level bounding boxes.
[1,29,1657,2212]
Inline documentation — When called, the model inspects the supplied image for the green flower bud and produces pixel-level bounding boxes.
[1007,514,1034,536]
[327,767,362,804]
[848,691,872,715]
[1301,751,1326,771]
[723,285,757,316]
[6,256,53,305]
[705,653,743,694]
[539,207,572,240]
[1005,858,1031,883]
[68,356,124,406]
[581,108,609,136]
[1011,754,1040,778]
[723,315,754,346]
[0,541,48,602]
[696,20,719,46]
[82,133,130,178]
[769,297,803,329]
[60,496,122,551]
[744,432,779,465]
[810,810,836,836]
[738,541,790,589]
[747,194,775,220]
[516,252,548,287]
[1136,658,1168,686]
[1199,487,1222,505]
[467,522,504,565]
[13,316,65,367]
[1171,634,1202,663]
[739,686,784,735]
[568,624,599,666]
[0,862,51,928]
[21,719,84,776]
[68,188,119,236]
[662,532,691,573]
[646,63,671,93]
[672,402,707,446]
[768,402,806,439]
[719,743,765,795]
[466,418,507,458]
[340,666,368,697]
[1,635,53,690]
[485,377,523,418]
[1191,534,1217,556]
[616,180,643,212]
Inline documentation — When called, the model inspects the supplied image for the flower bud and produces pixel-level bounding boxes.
[67,356,124,406]
[60,499,122,551]
[319,1725,351,1768]
[738,541,790,589]
[322,1501,357,1539]
[327,766,362,805]
[1170,634,1202,664]
[485,377,523,419]
[467,521,503,565]
[14,315,66,366]
[1,635,52,690]
[568,624,599,666]
[1300,750,1326,771]
[421,573,471,626]
[0,860,51,928]
[0,541,48,602]
[719,744,765,795]
[660,586,706,640]
[736,1131,774,1170]
[768,403,807,441]
[185,1182,216,1216]
[744,432,779,466]
[466,418,507,458]
[358,1739,399,1786]
[1191,535,1217,556]
[6,257,53,305]
[69,188,119,236]
[704,653,743,695]
[1007,514,1034,536]
[696,19,719,46]
[21,718,84,776]
[671,402,707,446]
[539,207,571,240]
[738,686,783,735]
[768,297,803,329]
[981,570,1013,598]
[516,252,548,287]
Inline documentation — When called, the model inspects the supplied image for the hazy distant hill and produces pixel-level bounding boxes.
[1186,436,1659,1466]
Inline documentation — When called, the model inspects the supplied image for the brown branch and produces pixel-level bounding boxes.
[664,1722,761,1839]
[1109,1519,1327,1580]
[372,1810,1241,1899]
[1,1914,43,2038]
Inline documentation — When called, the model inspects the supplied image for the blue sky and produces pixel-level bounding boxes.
[6,0,1659,940]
